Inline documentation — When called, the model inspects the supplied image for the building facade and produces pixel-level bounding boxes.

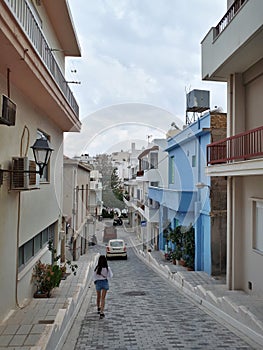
[63,158,94,261]
[0,0,81,320]
[202,0,263,293]
[124,139,168,251]
[149,112,227,275]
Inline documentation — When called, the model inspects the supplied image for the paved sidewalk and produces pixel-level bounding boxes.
[1,220,263,349]
[129,232,263,348]
[0,248,99,350]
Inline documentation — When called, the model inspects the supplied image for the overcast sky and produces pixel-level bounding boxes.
[65,0,227,157]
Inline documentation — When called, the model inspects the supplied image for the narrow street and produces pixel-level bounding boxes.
[63,225,258,350]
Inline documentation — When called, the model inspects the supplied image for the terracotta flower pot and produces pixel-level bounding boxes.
[179,259,186,266]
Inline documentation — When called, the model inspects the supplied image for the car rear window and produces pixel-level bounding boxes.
[110,241,124,247]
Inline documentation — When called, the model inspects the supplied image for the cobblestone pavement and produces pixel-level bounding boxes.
[64,228,258,350]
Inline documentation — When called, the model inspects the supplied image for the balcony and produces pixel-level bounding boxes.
[201,0,263,82]
[5,0,79,116]
[207,126,263,164]
[137,170,144,177]
[137,201,145,211]
[123,196,137,209]
[0,0,81,131]
[136,168,161,183]
[148,187,197,213]
[206,126,263,176]
[214,0,247,39]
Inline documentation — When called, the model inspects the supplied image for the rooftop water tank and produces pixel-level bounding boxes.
[186,89,210,112]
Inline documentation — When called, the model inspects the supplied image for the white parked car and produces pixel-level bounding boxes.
[106,239,127,260]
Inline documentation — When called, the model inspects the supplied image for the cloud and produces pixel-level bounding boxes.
[66,0,227,156]
[64,103,181,157]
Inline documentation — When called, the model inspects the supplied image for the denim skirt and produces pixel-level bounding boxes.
[95,279,109,291]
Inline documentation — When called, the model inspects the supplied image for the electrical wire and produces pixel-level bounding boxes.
[20,125,30,157]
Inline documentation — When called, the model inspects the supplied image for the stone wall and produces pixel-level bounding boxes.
[210,112,227,276]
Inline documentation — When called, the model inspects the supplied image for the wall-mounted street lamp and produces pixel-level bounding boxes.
[195,182,210,189]
[0,136,53,186]
[30,137,53,177]
[195,182,211,197]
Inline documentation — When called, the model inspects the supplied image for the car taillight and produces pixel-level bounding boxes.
[124,246,126,251]
[106,247,110,252]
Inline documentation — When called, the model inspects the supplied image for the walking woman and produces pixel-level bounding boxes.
[93,255,113,319]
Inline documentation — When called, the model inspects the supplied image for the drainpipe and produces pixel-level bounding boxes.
[15,192,22,308]
[72,167,77,260]
[227,176,233,290]
[15,126,30,308]
[227,75,233,290]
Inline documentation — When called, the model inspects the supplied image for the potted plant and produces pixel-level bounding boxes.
[60,259,78,279]
[169,226,184,264]
[184,225,195,270]
[32,240,78,297]
[172,245,183,265]
[32,260,62,298]
[49,239,78,276]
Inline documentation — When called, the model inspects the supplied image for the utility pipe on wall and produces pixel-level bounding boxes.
[226,74,233,290]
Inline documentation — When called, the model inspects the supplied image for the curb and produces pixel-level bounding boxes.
[35,253,99,350]
[130,240,263,348]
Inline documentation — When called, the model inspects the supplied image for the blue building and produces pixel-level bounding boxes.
[149,111,227,276]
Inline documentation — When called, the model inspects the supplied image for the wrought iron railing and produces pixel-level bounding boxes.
[4,0,79,117]
[207,126,263,165]
[214,0,247,39]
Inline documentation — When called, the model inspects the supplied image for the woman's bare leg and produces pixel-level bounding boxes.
[100,289,107,314]
[96,291,101,310]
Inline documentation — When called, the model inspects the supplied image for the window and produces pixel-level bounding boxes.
[150,152,158,169]
[141,159,149,171]
[42,228,48,243]
[252,199,263,253]
[169,156,175,184]
[24,240,34,264]
[34,234,41,254]
[18,223,55,270]
[192,155,196,167]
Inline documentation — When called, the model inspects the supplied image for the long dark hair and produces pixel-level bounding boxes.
[95,255,108,275]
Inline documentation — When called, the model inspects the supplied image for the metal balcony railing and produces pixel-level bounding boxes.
[207,126,263,165]
[4,0,79,117]
[137,170,144,177]
[214,0,247,39]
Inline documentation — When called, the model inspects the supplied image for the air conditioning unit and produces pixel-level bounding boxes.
[0,95,16,126]
[11,157,39,190]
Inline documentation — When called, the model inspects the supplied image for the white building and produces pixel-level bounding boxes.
[89,169,103,218]
[124,139,168,250]
[201,0,263,294]
[0,0,81,320]
[63,158,93,261]
[111,150,130,181]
